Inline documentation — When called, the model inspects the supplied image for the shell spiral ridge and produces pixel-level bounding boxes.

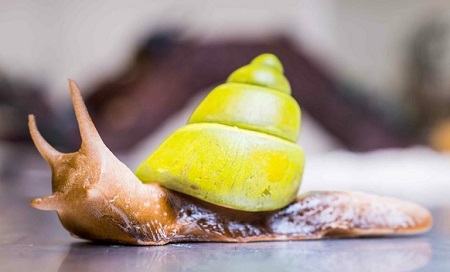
[136,53,305,211]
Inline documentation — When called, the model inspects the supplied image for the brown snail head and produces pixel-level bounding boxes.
[29,80,177,244]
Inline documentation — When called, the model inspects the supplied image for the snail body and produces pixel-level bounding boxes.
[28,58,432,246]
[136,54,304,211]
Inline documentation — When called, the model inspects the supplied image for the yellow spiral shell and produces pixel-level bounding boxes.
[136,54,305,211]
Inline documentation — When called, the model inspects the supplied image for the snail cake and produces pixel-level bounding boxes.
[136,54,304,212]
[28,54,432,245]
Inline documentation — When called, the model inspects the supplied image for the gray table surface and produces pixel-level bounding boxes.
[1,158,449,272]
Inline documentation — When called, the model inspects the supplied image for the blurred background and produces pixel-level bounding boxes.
[1,0,450,208]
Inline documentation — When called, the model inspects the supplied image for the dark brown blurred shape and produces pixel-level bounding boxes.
[407,15,450,151]
[0,76,58,144]
[0,31,414,152]
[84,31,412,152]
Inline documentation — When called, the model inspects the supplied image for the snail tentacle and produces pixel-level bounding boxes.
[68,79,103,151]
[30,194,63,211]
[28,115,63,165]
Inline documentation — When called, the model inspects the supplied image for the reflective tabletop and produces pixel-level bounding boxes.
[1,158,449,272]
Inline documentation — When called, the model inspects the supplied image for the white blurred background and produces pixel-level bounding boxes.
[0,0,448,103]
